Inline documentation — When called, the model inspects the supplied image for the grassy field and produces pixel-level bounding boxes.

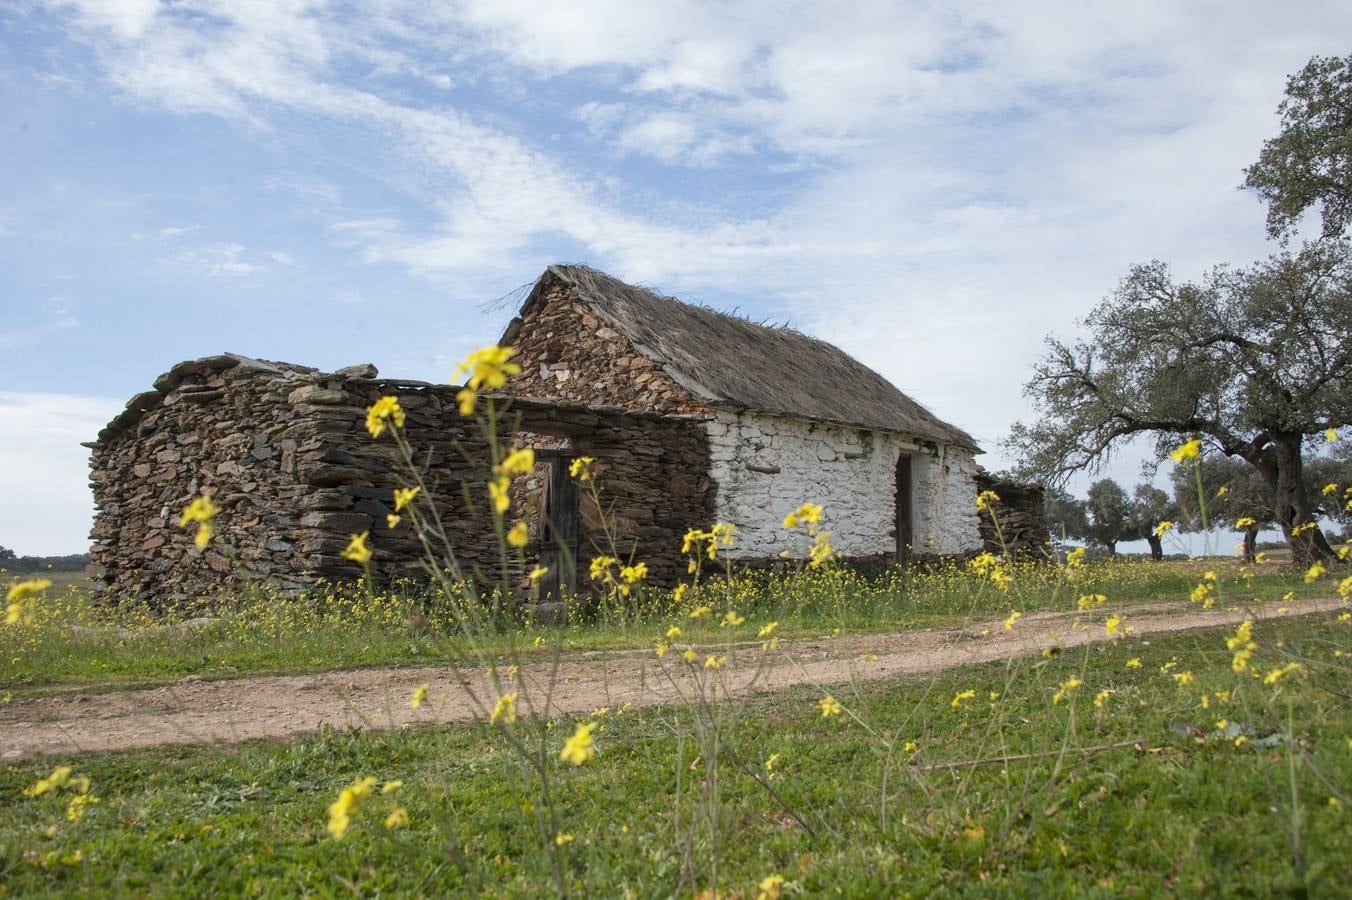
[3,612,1349,896]
[1,558,1329,692]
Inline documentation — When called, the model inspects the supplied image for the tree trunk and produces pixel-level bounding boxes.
[1105,541,1117,558]
[1242,527,1258,564]
[1272,430,1335,565]
[1146,534,1163,560]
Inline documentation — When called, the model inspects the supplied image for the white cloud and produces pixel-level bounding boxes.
[0,392,122,554]
[167,242,267,277]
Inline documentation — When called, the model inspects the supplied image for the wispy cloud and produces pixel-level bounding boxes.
[167,242,267,277]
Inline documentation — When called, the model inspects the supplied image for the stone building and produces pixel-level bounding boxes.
[502,265,984,563]
[87,265,984,604]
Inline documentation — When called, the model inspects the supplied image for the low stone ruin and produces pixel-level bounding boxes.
[975,470,1050,559]
[87,354,713,605]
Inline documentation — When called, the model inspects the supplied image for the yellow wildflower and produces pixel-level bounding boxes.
[951,689,976,709]
[487,474,511,515]
[1066,546,1086,566]
[24,766,73,797]
[721,611,745,627]
[589,556,616,581]
[689,605,711,620]
[1170,438,1202,462]
[453,344,521,390]
[682,648,699,663]
[364,396,405,438]
[66,792,98,822]
[1304,561,1326,583]
[976,490,1001,511]
[819,695,843,717]
[498,448,536,477]
[1004,610,1022,630]
[528,565,548,584]
[672,583,688,602]
[765,752,781,771]
[1105,614,1124,636]
[666,625,683,640]
[456,387,477,416]
[409,683,428,709]
[1052,677,1082,704]
[327,776,376,839]
[179,494,219,549]
[384,807,408,829]
[393,486,420,512]
[386,514,401,529]
[555,832,574,846]
[381,780,402,794]
[6,579,52,603]
[1293,521,1319,537]
[757,873,786,900]
[904,741,918,753]
[620,562,648,584]
[569,456,595,481]
[1172,671,1195,687]
[560,721,598,765]
[1235,516,1257,529]
[1126,657,1143,669]
[1263,662,1300,685]
[704,655,727,670]
[1227,620,1256,672]
[507,521,529,548]
[1077,593,1107,611]
[1093,689,1112,709]
[1154,520,1174,538]
[808,531,834,568]
[654,642,667,657]
[341,532,372,565]
[1322,483,1339,496]
[757,621,778,638]
[1326,428,1340,442]
[491,692,518,724]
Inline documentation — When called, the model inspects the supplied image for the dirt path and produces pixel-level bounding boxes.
[3,597,1344,760]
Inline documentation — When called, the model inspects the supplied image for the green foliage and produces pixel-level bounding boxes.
[3,614,1348,896]
[1244,53,1352,241]
[1085,478,1131,554]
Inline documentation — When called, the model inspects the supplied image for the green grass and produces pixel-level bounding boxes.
[2,560,1324,693]
[3,613,1349,897]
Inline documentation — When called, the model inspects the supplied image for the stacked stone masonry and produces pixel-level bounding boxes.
[87,355,713,604]
[975,471,1051,558]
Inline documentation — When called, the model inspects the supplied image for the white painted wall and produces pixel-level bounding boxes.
[705,409,982,559]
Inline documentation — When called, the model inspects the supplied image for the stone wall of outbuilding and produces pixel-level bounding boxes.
[87,355,713,605]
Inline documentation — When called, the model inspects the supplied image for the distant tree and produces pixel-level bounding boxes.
[1127,484,1179,561]
[1007,240,1352,564]
[1307,444,1352,535]
[1085,479,1132,556]
[0,545,15,564]
[1043,486,1089,546]
[1171,457,1276,563]
[1244,54,1352,241]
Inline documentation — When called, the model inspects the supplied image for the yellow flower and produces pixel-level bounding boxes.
[765,753,781,771]
[903,741,918,753]
[456,387,477,416]
[721,611,745,627]
[365,396,406,438]
[327,776,377,839]
[808,531,834,568]
[1172,671,1194,687]
[1326,428,1340,442]
[951,689,976,709]
[487,475,511,515]
[589,556,616,581]
[1338,576,1352,600]
[384,806,408,829]
[818,695,842,717]
[665,625,683,640]
[704,655,727,670]
[1216,484,1230,498]
[620,562,648,584]
[1235,516,1257,529]
[1304,562,1327,583]
[757,621,778,639]
[672,583,688,602]
[1293,521,1319,537]
[393,486,420,511]
[560,721,598,765]
[681,527,707,554]
[1126,657,1142,669]
[555,833,574,846]
[341,532,372,565]
[6,578,51,602]
[452,344,521,390]
[1170,438,1202,463]
[569,456,595,481]
[386,514,401,529]
[498,448,536,477]
[1052,677,1082,704]
[976,490,1001,512]
[1004,610,1022,631]
[409,683,428,709]
[381,781,402,794]
[1093,689,1112,709]
[682,648,699,663]
[1263,662,1300,685]
[689,605,711,620]
[1105,614,1124,636]
[781,511,799,529]
[507,521,529,548]
[1227,620,1256,672]
[1322,483,1339,496]
[757,873,786,900]
[654,642,668,657]
[24,766,73,797]
[528,565,549,585]
[1066,546,1086,566]
[491,692,518,724]
[1154,520,1174,538]
[66,792,98,822]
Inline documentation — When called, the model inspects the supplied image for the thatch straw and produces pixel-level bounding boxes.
[510,265,981,451]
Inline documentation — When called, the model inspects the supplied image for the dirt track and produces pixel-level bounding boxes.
[2,597,1343,760]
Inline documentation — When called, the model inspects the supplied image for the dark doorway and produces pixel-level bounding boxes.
[537,452,580,603]
[896,455,914,565]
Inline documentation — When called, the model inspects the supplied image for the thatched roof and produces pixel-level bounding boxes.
[509,265,981,451]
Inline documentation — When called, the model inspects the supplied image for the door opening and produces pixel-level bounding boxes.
[896,455,914,565]
[537,452,580,602]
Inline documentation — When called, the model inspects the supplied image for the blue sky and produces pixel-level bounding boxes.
[3,0,1350,553]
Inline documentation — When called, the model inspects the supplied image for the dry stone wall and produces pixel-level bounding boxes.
[88,354,713,605]
[975,471,1051,558]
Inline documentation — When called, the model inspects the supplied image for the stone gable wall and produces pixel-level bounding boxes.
[506,283,708,416]
[88,358,713,604]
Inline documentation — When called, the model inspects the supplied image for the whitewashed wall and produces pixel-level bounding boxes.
[705,409,982,559]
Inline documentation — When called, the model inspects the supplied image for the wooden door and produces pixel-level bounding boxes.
[538,453,579,602]
[896,455,914,565]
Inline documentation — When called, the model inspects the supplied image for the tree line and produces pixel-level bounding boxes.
[1009,54,1352,565]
